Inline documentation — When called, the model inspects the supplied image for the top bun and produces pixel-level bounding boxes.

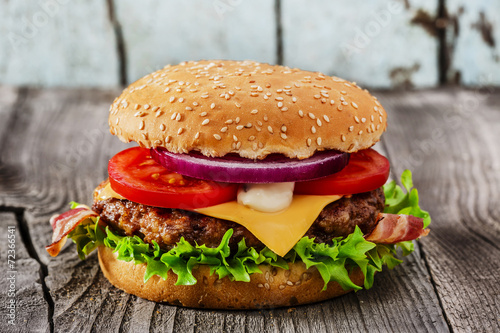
[109,60,387,159]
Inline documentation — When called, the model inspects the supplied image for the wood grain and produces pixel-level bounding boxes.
[3,87,500,331]
[281,0,439,88]
[377,88,500,332]
[0,212,50,333]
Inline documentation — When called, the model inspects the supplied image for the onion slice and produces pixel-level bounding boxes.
[151,148,350,183]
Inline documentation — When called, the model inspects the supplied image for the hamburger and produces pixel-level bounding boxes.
[46,60,430,309]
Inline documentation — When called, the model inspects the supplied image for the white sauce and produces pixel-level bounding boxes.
[237,182,295,213]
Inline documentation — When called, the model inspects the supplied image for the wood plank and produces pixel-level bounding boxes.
[377,88,500,332]
[0,212,50,333]
[0,87,454,332]
[446,1,500,85]
[0,0,119,87]
[114,0,277,84]
[281,0,439,88]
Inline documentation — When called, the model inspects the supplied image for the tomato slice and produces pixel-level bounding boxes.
[294,148,390,195]
[108,147,238,209]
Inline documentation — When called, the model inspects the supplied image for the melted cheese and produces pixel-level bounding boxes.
[196,195,341,256]
[96,181,341,257]
[96,181,125,200]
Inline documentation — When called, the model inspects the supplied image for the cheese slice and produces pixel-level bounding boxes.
[96,181,341,257]
[96,181,125,200]
[195,195,341,256]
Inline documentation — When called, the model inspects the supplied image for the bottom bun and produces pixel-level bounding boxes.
[98,246,364,309]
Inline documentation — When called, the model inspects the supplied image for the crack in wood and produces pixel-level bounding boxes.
[106,0,127,86]
[0,206,55,333]
[275,0,283,65]
[419,241,453,333]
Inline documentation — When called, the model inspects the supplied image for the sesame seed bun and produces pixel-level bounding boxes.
[98,245,364,309]
[109,60,387,159]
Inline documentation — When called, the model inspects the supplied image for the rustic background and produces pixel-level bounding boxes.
[1,0,499,88]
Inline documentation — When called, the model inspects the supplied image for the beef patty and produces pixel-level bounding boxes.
[92,183,384,252]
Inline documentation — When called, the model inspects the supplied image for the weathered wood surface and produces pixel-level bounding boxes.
[2,0,498,88]
[446,0,500,85]
[282,0,439,88]
[0,86,499,332]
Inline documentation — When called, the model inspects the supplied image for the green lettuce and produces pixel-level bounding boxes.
[68,170,429,291]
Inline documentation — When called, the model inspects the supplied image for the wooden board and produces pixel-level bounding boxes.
[114,0,278,84]
[1,86,499,331]
[446,1,500,85]
[0,0,119,87]
[281,0,439,88]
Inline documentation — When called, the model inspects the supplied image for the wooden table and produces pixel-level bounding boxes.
[0,86,499,332]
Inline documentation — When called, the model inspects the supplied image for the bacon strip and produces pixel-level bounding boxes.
[46,206,98,257]
[365,213,429,244]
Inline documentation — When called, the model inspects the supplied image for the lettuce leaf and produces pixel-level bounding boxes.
[67,170,429,291]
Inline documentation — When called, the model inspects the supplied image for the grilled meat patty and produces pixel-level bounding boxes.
[92,182,384,252]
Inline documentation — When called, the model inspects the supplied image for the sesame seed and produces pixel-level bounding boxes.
[280,133,287,140]
[248,136,256,141]
[307,138,312,147]
[171,113,177,120]
[225,119,233,124]
[152,106,160,112]
[144,104,150,110]
[220,127,228,133]
[281,107,288,112]
[317,137,322,145]
[341,91,347,95]
[277,102,283,108]
[314,94,321,99]
[379,116,383,122]
[250,92,259,97]
[258,142,264,148]
[155,111,162,117]
[349,126,354,132]
[341,134,346,142]
[169,96,175,103]
[376,124,381,130]
[201,94,209,99]
[361,117,366,123]
[298,110,304,117]
[351,102,358,109]
[268,126,274,134]
[344,83,352,87]
[134,104,140,110]
[294,83,300,88]
[263,115,268,122]
[371,123,376,131]
[342,101,348,106]
[317,119,322,126]
[255,126,261,132]
[354,116,360,123]
[323,115,330,123]
[175,113,182,121]
[201,119,210,126]
[371,115,375,121]
[321,92,329,98]
[292,97,297,103]
[200,112,208,117]
[177,128,184,135]
[233,135,238,142]
[185,107,193,111]
[235,102,241,108]
[235,117,241,124]
[263,95,269,100]
[134,111,145,117]
[245,123,252,128]
[358,130,363,135]
[330,100,335,105]
[236,125,244,130]
[236,142,242,149]
[115,118,119,125]
[266,92,272,96]
[194,132,200,139]
[213,134,222,141]
[337,106,343,111]
[251,109,258,114]
[160,124,166,131]
[276,97,284,101]
[178,97,184,103]
[374,106,379,111]
[193,102,199,106]
[311,126,317,134]
[141,133,148,140]
[281,125,287,132]
[308,113,316,119]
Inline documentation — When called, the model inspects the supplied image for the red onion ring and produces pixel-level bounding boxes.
[151,148,350,183]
